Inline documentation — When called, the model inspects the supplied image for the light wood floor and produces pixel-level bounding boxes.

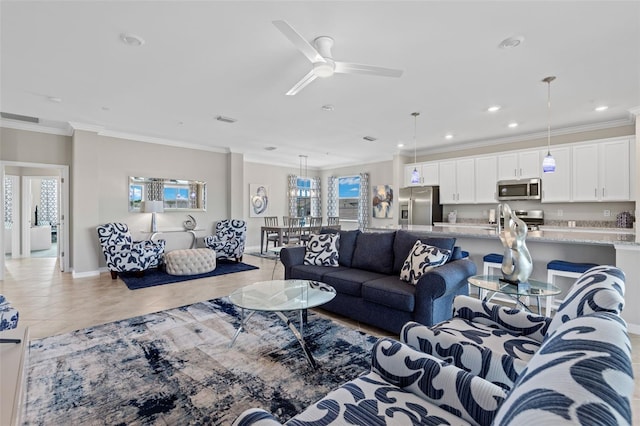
[1,255,638,422]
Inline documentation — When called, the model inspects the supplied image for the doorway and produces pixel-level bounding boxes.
[1,161,70,279]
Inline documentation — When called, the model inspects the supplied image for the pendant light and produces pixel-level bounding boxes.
[542,76,556,173]
[410,112,421,184]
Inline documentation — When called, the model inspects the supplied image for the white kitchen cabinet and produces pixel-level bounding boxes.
[540,146,571,203]
[474,156,498,203]
[497,150,540,180]
[404,162,439,187]
[572,139,630,201]
[439,158,475,204]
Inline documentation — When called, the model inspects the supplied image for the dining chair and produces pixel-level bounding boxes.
[283,216,302,245]
[327,216,340,227]
[301,216,323,245]
[263,216,280,250]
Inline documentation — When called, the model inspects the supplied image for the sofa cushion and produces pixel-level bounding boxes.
[392,230,456,274]
[337,229,360,267]
[290,264,348,282]
[362,276,416,313]
[351,231,396,274]
[303,233,339,267]
[400,240,451,285]
[322,268,389,297]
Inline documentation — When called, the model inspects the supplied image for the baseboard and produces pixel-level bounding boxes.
[627,322,640,335]
[71,269,101,279]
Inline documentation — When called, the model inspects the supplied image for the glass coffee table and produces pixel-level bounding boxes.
[468,275,562,317]
[228,279,336,368]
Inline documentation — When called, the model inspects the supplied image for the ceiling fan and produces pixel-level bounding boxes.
[273,20,404,96]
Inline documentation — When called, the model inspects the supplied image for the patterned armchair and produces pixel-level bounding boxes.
[0,294,19,333]
[234,311,633,425]
[401,265,626,391]
[204,219,246,262]
[96,223,166,279]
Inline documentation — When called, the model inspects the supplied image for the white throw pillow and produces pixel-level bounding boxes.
[303,233,340,267]
[400,240,451,285]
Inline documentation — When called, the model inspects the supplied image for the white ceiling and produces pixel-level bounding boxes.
[1,1,639,169]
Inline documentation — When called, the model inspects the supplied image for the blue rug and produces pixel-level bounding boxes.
[120,260,259,290]
[25,298,377,424]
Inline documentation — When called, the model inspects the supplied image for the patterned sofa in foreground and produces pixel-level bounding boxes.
[233,310,633,425]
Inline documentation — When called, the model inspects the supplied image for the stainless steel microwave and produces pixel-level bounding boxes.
[497,178,541,201]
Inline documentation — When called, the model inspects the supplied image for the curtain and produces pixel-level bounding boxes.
[146,179,163,201]
[287,174,298,217]
[310,176,321,217]
[39,178,58,226]
[4,177,12,228]
[358,173,369,230]
[327,176,338,217]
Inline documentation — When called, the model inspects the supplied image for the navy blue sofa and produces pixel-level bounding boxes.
[281,229,476,334]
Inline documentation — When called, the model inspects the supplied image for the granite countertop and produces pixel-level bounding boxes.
[368,223,639,246]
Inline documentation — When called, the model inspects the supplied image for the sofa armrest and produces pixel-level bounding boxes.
[280,246,306,279]
[453,296,550,342]
[231,408,283,426]
[412,258,476,326]
[371,337,507,426]
[400,321,522,390]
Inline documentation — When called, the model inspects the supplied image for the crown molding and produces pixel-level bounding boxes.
[418,117,635,156]
[628,105,640,116]
[1,119,73,136]
[67,122,229,154]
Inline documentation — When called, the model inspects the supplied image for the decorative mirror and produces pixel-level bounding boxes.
[128,176,207,211]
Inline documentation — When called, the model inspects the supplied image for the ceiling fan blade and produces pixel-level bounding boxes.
[286,69,319,96]
[273,20,325,64]
[334,62,403,78]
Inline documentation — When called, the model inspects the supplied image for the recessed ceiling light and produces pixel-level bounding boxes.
[595,105,609,112]
[178,121,184,125]
[363,136,377,142]
[498,36,524,49]
[120,33,145,47]
[321,104,335,111]
[508,122,518,128]
[264,146,277,151]
[397,143,404,148]
[445,134,453,140]
[47,96,62,103]
[101,106,110,111]
[487,105,501,113]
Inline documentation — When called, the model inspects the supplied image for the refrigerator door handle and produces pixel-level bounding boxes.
[408,199,413,225]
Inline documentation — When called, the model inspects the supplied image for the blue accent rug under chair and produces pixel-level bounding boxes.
[25,298,378,424]
[120,260,259,290]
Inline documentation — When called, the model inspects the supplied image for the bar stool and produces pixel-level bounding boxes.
[546,260,599,310]
[483,253,503,276]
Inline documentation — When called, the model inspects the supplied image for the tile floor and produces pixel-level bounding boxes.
[1,254,637,422]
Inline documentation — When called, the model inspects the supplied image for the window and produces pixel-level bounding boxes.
[338,176,360,220]
[295,177,311,217]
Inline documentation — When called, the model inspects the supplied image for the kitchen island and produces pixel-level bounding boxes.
[368,223,640,333]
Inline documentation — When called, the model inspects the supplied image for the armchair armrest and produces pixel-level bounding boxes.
[453,296,550,342]
[400,321,523,391]
[280,246,306,279]
[412,258,476,326]
[232,408,283,426]
[371,338,507,426]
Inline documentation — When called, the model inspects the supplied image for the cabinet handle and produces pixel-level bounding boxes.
[602,188,605,197]
[514,168,517,177]
[595,188,597,198]
[519,168,522,176]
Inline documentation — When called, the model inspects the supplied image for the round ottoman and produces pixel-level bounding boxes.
[165,249,216,276]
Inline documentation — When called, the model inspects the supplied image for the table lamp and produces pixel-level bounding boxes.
[141,200,164,232]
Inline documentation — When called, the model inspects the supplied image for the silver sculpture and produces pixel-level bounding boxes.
[183,214,197,231]
[497,203,533,283]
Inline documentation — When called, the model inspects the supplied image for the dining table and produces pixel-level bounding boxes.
[260,224,340,254]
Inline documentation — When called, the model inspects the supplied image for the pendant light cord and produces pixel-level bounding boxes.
[412,112,419,163]
[543,76,555,156]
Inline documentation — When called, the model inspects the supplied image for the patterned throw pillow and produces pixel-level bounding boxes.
[303,233,340,267]
[400,240,451,285]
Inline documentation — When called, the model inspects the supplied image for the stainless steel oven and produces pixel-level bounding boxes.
[497,178,541,201]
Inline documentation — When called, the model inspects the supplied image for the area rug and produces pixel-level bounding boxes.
[120,260,259,290]
[25,298,378,425]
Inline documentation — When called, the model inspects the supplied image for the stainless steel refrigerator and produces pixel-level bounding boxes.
[398,186,443,226]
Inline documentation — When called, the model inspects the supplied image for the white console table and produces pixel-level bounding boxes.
[1,326,29,426]
[142,228,206,250]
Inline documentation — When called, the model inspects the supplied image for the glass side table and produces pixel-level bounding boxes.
[468,275,562,317]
